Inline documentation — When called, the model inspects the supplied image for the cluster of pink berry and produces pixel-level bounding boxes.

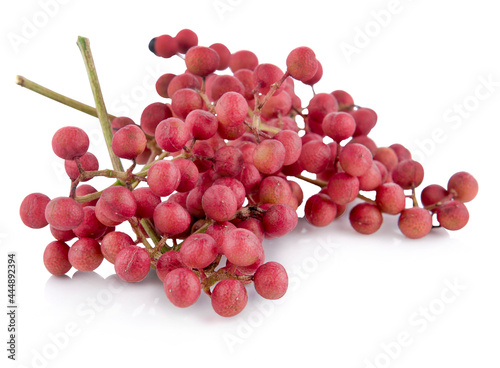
[19,29,478,317]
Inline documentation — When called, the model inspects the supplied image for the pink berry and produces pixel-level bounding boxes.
[447,172,478,203]
[322,112,356,142]
[153,202,191,236]
[140,102,172,136]
[43,241,72,276]
[253,262,288,300]
[392,160,424,189]
[155,117,192,151]
[262,204,298,239]
[185,46,220,77]
[45,197,84,231]
[64,152,99,181]
[209,43,231,70]
[94,186,137,227]
[286,46,318,82]
[215,91,249,128]
[68,237,103,271]
[132,187,161,219]
[338,143,373,177]
[147,160,181,197]
[173,158,199,192]
[153,35,178,58]
[111,124,147,160]
[421,184,449,208]
[156,251,184,282]
[305,194,337,227]
[327,173,360,205]
[376,183,406,215]
[211,279,248,317]
[436,201,469,231]
[206,221,237,253]
[298,140,331,174]
[229,50,258,72]
[258,176,292,205]
[164,268,201,308]
[179,233,218,269]
[214,146,244,177]
[100,231,135,264]
[374,147,399,172]
[72,206,107,239]
[222,228,263,267]
[349,203,383,235]
[52,126,89,160]
[274,130,302,166]
[20,192,50,229]
[350,107,378,136]
[253,139,286,174]
[175,29,198,53]
[398,207,433,239]
[186,109,219,140]
[114,245,151,283]
[202,185,238,222]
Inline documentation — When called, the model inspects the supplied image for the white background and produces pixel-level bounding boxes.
[0,0,498,367]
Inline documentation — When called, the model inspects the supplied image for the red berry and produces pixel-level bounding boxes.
[52,126,89,160]
[43,241,72,276]
[164,268,201,308]
[211,279,248,317]
[253,262,288,300]
[20,192,51,229]
[114,246,151,283]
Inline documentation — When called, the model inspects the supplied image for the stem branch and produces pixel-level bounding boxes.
[76,36,124,173]
[15,75,116,121]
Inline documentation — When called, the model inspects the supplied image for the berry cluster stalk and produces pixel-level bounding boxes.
[76,36,124,173]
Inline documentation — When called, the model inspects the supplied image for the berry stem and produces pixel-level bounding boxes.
[15,75,117,121]
[197,78,216,114]
[75,190,104,203]
[410,185,420,207]
[139,218,161,245]
[424,192,455,211]
[259,122,282,135]
[151,234,170,260]
[295,174,327,187]
[201,268,253,292]
[357,193,376,205]
[256,71,290,110]
[76,36,124,173]
[128,217,154,252]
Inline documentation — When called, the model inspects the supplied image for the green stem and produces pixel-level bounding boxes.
[140,218,161,245]
[76,36,124,172]
[75,190,103,204]
[128,218,153,252]
[15,75,117,121]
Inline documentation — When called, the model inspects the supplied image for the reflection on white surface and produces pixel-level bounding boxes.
[41,214,459,328]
